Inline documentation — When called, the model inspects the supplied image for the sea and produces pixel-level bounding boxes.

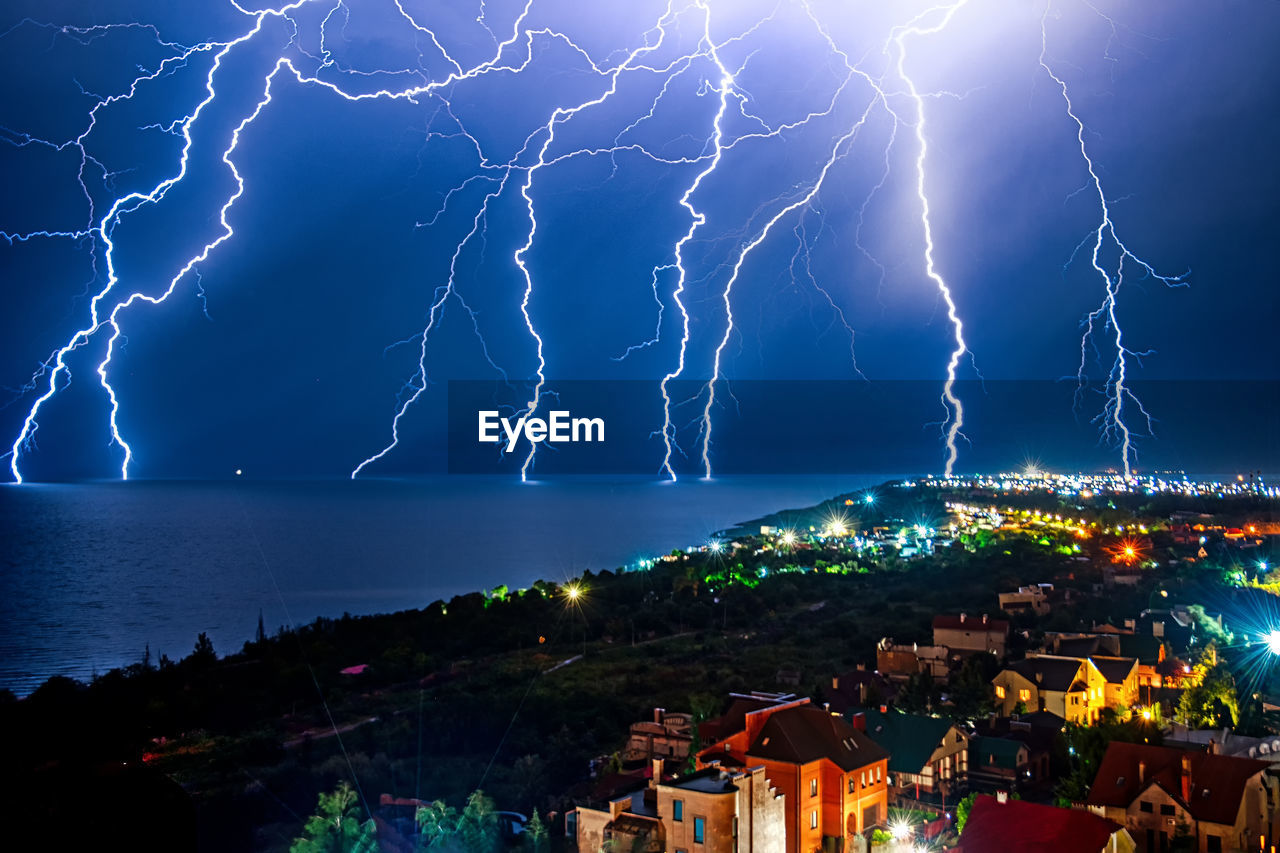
[0,474,893,696]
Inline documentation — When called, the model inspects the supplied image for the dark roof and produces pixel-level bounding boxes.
[1003,657,1086,693]
[660,768,738,795]
[970,736,1027,770]
[1055,637,1105,658]
[1017,710,1066,731]
[1118,633,1163,664]
[853,708,958,775]
[958,795,1124,853]
[1086,742,1271,825]
[933,614,1009,633]
[1090,656,1138,684]
[748,705,888,772]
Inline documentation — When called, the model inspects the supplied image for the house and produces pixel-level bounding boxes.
[876,638,949,682]
[933,613,1009,659]
[999,584,1054,616]
[624,708,695,765]
[697,698,889,853]
[1086,742,1280,853]
[1090,656,1140,711]
[992,655,1108,724]
[850,707,968,810]
[968,736,1033,792]
[569,762,785,853]
[957,793,1135,853]
[970,712,1063,793]
[825,669,896,715]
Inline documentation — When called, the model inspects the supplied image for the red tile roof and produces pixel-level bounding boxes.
[1086,742,1270,826]
[957,795,1124,853]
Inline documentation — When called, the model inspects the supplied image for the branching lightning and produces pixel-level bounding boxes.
[1039,1,1188,478]
[1,0,1195,482]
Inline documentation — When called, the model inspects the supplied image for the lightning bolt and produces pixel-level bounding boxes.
[890,0,973,480]
[1039,1,1188,478]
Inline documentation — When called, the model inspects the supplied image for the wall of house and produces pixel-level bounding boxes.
[934,625,1006,657]
[657,787,734,853]
[736,766,787,853]
[992,671,1037,716]
[571,806,611,853]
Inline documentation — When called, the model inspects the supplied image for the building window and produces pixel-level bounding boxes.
[1160,804,1175,816]
[1018,689,1030,702]
[1139,801,1153,813]
[995,685,1005,699]
[1207,836,1222,853]
[810,778,818,797]
[876,766,882,783]
[861,771,867,788]
[810,810,818,830]
[849,777,856,794]
[673,799,683,821]
[694,818,705,844]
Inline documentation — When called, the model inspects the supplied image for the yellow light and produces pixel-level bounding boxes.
[1141,709,1151,720]
[565,584,581,601]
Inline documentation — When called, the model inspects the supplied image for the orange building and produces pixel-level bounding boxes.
[697,695,889,853]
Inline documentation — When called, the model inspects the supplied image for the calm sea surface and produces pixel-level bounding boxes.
[0,474,891,695]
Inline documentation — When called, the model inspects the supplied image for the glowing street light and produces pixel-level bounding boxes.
[890,819,912,842]
[1266,631,1280,656]
[864,494,876,505]
[708,539,724,554]
[780,530,796,547]
[565,583,582,602]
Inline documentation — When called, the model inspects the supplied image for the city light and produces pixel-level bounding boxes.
[890,819,912,841]
[1266,631,1280,656]
[708,540,724,554]
[565,583,582,602]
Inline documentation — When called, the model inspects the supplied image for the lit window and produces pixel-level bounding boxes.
[995,685,1006,699]
[849,778,856,794]
[673,800,683,822]
[694,817,705,844]
[861,771,866,787]
[810,778,817,797]
[876,766,882,783]
[1019,689,1030,702]
[810,810,818,830]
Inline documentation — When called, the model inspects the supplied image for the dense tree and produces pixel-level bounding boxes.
[1178,661,1239,728]
[291,781,380,853]
[415,790,501,853]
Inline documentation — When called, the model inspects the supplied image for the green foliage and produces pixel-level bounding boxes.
[524,809,548,853]
[415,790,502,853]
[896,670,938,713]
[1056,713,1162,805]
[291,781,380,853]
[955,793,975,833]
[948,652,998,718]
[1178,661,1240,728]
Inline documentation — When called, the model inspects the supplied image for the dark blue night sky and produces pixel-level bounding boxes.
[1,0,1277,481]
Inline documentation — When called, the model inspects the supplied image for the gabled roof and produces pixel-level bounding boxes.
[957,795,1125,853]
[1055,636,1106,658]
[1090,656,1138,684]
[1002,657,1085,693]
[1086,742,1271,825]
[933,614,1009,633]
[748,705,887,772]
[698,695,784,743]
[853,708,958,774]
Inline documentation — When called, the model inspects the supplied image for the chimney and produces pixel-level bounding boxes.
[982,613,989,625]
[996,790,1008,804]
[1138,760,1146,783]
[960,613,967,623]
[856,663,866,672]
[1208,738,1218,756]
[880,704,889,714]
[651,758,664,787]
[1180,754,1192,802]
[850,712,866,732]
[832,676,840,691]
[654,707,664,724]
